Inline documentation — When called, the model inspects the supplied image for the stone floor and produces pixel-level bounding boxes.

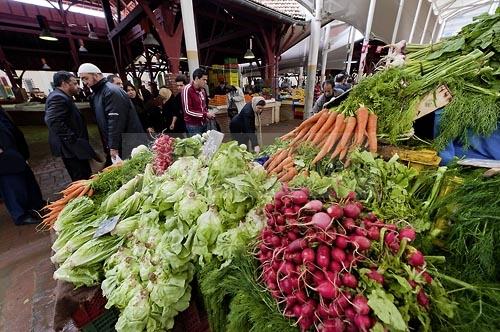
[0,118,301,332]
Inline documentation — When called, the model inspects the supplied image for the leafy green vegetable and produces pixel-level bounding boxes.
[368,289,407,331]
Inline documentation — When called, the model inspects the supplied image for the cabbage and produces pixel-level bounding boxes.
[192,207,223,265]
[174,191,208,225]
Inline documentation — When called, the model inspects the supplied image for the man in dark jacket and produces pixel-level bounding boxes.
[78,63,144,163]
[0,106,44,225]
[229,96,265,153]
[45,71,96,181]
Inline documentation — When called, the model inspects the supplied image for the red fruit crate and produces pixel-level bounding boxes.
[72,291,118,331]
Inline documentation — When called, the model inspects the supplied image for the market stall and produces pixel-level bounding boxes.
[43,10,500,332]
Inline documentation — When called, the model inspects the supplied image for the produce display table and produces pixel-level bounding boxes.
[212,99,281,133]
[3,102,94,125]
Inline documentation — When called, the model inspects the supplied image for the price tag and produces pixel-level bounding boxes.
[93,216,120,238]
[202,130,224,160]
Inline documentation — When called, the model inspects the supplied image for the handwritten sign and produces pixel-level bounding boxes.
[202,130,224,160]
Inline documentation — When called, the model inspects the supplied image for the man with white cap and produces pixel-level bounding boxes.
[77,63,144,164]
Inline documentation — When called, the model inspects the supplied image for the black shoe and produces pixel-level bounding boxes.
[17,215,41,226]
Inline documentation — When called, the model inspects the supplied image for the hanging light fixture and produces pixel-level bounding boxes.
[244,38,255,60]
[41,58,51,70]
[78,39,88,52]
[87,22,98,40]
[36,15,58,41]
[143,33,160,47]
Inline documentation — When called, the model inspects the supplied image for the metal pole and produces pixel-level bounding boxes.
[180,0,199,76]
[408,0,423,43]
[420,4,433,44]
[430,18,439,43]
[357,0,376,80]
[304,0,323,118]
[391,0,405,44]
[489,0,499,14]
[437,19,447,41]
[320,23,331,83]
[346,26,356,74]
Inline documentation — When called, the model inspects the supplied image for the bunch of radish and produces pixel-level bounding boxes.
[257,185,434,331]
[152,134,175,175]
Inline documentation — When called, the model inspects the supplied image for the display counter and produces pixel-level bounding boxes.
[3,102,94,125]
[212,99,281,133]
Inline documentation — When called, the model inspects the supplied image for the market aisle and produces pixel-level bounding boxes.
[0,208,55,332]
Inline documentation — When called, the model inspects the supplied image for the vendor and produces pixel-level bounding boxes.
[229,96,265,153]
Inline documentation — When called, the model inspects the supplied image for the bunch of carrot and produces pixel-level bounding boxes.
[264,149,298,182]
[282,106,378,164]
[40,180,94,229]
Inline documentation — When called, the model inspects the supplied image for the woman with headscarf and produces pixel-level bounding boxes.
[229,96,266,153]
[125,82,148,131]
[159,87,184,137]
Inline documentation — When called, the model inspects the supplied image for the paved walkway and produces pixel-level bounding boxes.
[0,118,301,332]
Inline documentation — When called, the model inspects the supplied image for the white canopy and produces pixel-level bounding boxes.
[279,0,498,71]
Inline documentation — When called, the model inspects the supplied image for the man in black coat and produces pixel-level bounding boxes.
[78,63,144,164]
[0,106,44,225]
[45,71,97,181]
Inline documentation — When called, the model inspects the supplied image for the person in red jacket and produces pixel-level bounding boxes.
[182,68,215,136]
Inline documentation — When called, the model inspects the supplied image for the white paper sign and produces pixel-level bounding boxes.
[202,130,224,160]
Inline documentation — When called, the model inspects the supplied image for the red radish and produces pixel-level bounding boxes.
[292,253,303,264]
[317,304,331,319]
[366,212,377,221]
[321,318,345,332]
[367,226,380,240]
[421,270,433,284]
[288,238,307,252]
[287,230,298,241]
[351,235,371,251]
[335,236,348,249]
[417,289,430,308]
[309,212,332,230]
[283,207,296,217]
[302,199,323,212]
[354,314,372,331]
[343,203,361,219]
[274,199,283,210]
[399,227,416,242]
[316,253,330,269]
[265,203,274,213]
[367,269,385,284]
[276,214,285,225]
[407,249,425,267]
[293,205,302,214]
[302,248,315,263]
[270,235,281,248]
[312,269,326,284]
[282,196,292,207]
[291,190,308,205]
[341,272,358,288]
[292,304,302,317]
[294,290,307,303]
[329,260,342,273]
[324,271,340,286]
[355,227,368,237]
[346,191,356,201]
[300,187,310,196]
[327,204,344,219]
[353,295,370,315]
[298,316,314,331]
[408,279,417,289]
[301,300,316,316]
[342,218,356,232]
[336,293,350,308]
[344,306,356,320]
[316,281,338,299]
[354,201,364,211]
[280,278,293,294]
[331,247,346,262]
